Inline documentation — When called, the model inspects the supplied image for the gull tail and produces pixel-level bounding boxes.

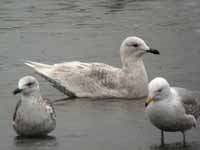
[25,61,52,74]
[25,60,54,85]
[25,61,77,98]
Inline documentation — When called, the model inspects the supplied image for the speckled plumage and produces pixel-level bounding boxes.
[25,36,159,99]
[13,76,56,137]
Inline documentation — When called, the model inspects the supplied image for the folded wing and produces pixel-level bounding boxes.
[25,61,124,98]
[174,87,200,119]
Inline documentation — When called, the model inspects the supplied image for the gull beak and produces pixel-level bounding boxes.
[145,97,154,107]
[146,48,160,55]
[13,88,23,95]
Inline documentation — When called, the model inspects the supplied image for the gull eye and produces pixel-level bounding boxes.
[132,43,139,47]
[157,88,163,93]
[127,42,139,47]
[26,82,34,87]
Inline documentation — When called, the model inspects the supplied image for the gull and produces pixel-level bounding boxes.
[25,36,159,99]
[145,77,200,146]
[13,76,56,137]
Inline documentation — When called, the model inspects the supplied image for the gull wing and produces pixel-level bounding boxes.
[13,99,22,122]
[173,87,200,119]
[25,61,124,98]
[43,98,56,119]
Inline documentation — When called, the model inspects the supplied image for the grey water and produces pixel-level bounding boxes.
[0,0,200,149]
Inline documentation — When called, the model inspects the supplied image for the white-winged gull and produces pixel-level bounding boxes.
[13,76,56,137]
[145,77,200,146]
[25,36,160,99]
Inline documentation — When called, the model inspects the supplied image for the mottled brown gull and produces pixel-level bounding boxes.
[13,76,56,137]
[25,36,159,99]
[145,77,200,146]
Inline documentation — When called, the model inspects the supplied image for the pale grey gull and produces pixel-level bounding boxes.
[145,77,200,146]
[25,36,160,99]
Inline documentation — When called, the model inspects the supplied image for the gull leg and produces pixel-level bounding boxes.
[161,130,165,146]
[182,131,187,147]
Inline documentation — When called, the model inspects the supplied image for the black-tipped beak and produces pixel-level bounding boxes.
[145,97,154,108]
[145,102,148,108]
[13,88,23,95]
[146,48,160,55]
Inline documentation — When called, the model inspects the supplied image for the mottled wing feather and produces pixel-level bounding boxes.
[88,63,120,89]
[50,62,121,97]
[43,98,56,118]
[174,87,200,119]
[13,99,22,121]
[26,61,123,98]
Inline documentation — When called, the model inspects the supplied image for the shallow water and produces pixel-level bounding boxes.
[0,0,200,149]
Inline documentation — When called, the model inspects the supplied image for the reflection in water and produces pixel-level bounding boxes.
[55,98,144,113]
[150,141,200,150]
[0,0,200,150]
[13,136,57,149]
[96,0,127,13]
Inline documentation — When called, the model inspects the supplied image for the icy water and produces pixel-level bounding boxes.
[0,0,200,149]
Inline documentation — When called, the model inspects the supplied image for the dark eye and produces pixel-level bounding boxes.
[132,43,139,47]
[157,88,163,92]
[26,82,34,87]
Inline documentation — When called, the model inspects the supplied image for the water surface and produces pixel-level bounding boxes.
[0,0,200,149]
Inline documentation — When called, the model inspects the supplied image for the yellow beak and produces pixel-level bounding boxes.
[145,97,154,107]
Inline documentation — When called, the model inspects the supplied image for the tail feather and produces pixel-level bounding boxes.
[25,61,52,69]
[25,61,52,74]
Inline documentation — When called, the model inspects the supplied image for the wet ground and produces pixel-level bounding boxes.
[0,0,200,149]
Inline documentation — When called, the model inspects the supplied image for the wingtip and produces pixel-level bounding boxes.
[24,61,52,68]
[24,60,35,65]
[24,61,35,68]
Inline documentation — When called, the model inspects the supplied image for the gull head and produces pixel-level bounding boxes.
[13,76,40,96]
[145,77,171,107]
[120,36,160,61]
